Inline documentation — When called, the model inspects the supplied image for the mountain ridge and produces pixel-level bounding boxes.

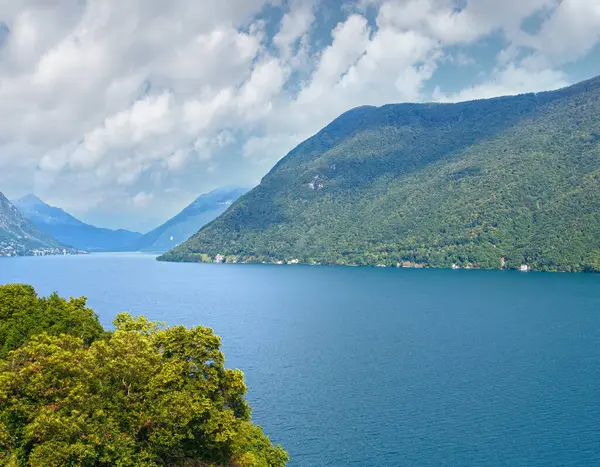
[13,195,142,252]
[0,192,79,257]
[160,74,600,271]
[134,187,248,252]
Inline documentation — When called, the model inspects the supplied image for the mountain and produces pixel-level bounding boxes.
[0,192,79,257]
[160,75,600,273]
[13,195,141,252]
[134,188,248,252]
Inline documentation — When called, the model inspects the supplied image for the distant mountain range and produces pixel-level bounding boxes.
[0,192,79,257]
[160,75,600,273]
[133,188,248,252]
[7,188,247,255]
[13,195,142,252]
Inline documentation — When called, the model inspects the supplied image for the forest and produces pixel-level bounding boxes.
[161,76,600,272]
[0,284,288,467]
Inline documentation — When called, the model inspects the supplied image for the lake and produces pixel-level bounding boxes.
[1,253,600,466]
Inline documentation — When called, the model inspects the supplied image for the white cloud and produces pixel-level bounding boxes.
[243,133,308,163]
[238,57,289,118]
[522,0,600,65]
[274,0,316,59]
[166,149,190,172]
[0,0,598,231]
[131,191,154,208]
[193,131,237,162]
[374,0,558,44]
[433,64,568,102]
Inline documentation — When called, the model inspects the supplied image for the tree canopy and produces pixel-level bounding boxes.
[0,284,104,359]
[0,284,288,467]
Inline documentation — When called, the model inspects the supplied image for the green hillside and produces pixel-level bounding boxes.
[160,76,600,272]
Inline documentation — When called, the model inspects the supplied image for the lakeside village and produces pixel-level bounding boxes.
[3,243,532,271]
[0,240,75,257]
[210,253,531,271]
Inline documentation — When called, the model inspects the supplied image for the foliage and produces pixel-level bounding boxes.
[0,287,288,467]
[160,75,600,272]
[0,284,104,360]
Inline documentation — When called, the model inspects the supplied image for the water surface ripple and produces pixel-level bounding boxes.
[2,254,600,466]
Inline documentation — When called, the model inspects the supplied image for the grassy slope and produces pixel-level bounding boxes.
[161,76,600,272]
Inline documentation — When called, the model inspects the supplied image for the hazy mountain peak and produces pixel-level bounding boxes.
[12,195,142,252]
[1,190,77,256]
[134,187,248,253]
[15,194,45,206]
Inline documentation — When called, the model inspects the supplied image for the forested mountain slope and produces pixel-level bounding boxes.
[0,192,78,256]
[161,76,600,272]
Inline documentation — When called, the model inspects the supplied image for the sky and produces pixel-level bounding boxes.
[0,0,599,232]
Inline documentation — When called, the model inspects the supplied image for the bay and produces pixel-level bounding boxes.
[1,253,600,466]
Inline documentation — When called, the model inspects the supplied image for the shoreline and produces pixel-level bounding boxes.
[157,255,595,274]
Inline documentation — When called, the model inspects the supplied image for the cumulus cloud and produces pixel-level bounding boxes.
[274,0,316,59]
[131,191,154,208]
[0,0,598,230]
[433,64,569,102]
[523,0,600,65]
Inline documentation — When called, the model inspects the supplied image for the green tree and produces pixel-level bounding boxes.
[0,289,288,467]
[0,284,104,359]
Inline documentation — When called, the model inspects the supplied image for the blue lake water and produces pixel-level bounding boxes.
[1,253,600,466]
